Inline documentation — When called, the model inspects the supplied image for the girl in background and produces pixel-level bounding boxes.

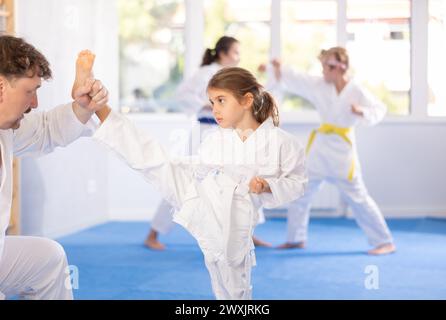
[266,47,395,255]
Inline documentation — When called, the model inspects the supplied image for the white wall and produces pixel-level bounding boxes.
[354,122,446,217]
[284,120,446,218]
[16,0,119,237]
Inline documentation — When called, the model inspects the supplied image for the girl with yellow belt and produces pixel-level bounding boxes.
[267,47,395,255]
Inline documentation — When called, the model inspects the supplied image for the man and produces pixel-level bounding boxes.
[0,35,108,299]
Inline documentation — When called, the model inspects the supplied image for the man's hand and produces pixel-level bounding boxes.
[72,78,109,124]
[351,103,364,117]
[249,176,271,194]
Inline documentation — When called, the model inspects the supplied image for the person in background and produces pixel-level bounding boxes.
[264,47,396,255]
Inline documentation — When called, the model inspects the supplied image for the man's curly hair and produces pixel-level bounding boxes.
[0,35,52,80]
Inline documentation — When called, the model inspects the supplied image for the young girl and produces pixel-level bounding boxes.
[266,47,396,255]
[88,65,307,299]
[146,36,271,251]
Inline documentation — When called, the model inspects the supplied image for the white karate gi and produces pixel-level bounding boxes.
[0,104,95,299]
[270,66,393,247]
[152,62,266,235]
[94,111,307,299]
[151,63,221,235]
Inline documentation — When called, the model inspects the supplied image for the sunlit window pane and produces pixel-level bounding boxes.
[346,0,411,116]
[118,0,185,113]
[281,0,337,111]
[428,0,446,117]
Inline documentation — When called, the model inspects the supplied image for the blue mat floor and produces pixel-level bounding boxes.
[57,217,446,300]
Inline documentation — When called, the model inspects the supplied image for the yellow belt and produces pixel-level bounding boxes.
[306,123,355,181]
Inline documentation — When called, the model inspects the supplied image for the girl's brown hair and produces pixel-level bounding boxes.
[208,67,279,126]
[318,46,349,71]
[201,36,239,67]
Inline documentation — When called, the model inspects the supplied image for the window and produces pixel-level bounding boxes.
[118,0,185,113]
[428,0,446,117]
[204,0,270,79]
[281,0,337,111]
[117,0,440,121]
[346,0,411,116]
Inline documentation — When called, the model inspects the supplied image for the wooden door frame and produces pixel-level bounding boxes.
[1,0,20,235]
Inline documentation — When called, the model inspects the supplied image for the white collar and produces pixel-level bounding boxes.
[231,117,276,145]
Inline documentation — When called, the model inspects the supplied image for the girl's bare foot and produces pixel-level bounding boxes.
[277,241,306,249]
[72,50,96,99]
[144,229,165,251]
[252,235,272,247]
[367,243,396,255]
